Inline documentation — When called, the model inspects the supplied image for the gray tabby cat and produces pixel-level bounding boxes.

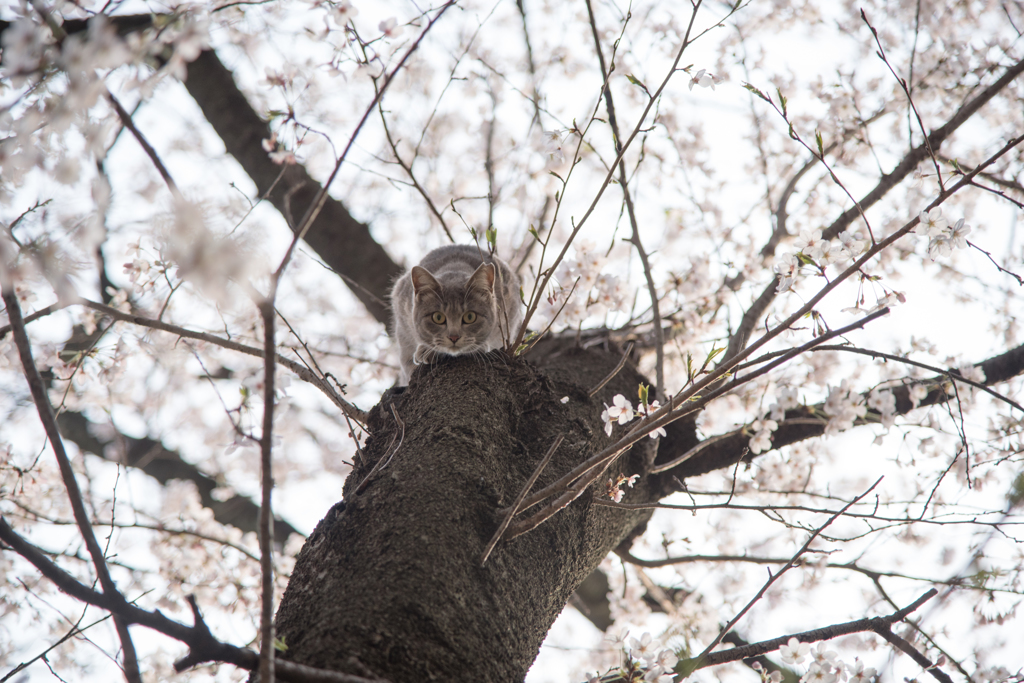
[391,244,523,385]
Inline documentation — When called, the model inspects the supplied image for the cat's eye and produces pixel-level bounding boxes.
[462,311,477,324]
[431,312,446,324]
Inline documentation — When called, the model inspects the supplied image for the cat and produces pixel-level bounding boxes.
[391,244,523,385]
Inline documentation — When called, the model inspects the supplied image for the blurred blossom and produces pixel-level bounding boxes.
[332,1,359,24]
[379,17,403,38]
[162,200,258,301]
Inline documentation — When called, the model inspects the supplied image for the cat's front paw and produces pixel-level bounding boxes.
[413,344,436,365]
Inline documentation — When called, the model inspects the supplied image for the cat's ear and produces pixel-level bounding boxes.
[468,263,495,293]
[411,266,440,294]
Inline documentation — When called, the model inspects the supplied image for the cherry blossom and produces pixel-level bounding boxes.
[780,638,811,665]
[802,663,838,683]
[847,660,876,683]
[601,394,634,436]
[949,218,971,250]
[917,208,948,236]
[688,68,722,90]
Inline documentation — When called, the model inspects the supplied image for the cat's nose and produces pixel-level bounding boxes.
[448,333,460,343]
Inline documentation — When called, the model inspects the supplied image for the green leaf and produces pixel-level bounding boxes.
[638,383,650,407]
[742,82,771,104]
[815,130,824,158]
[700,345,724,372]
[625,74,650,96]
[486,226,497,249]
[273,636,288,652]
[776,88,787,116]
[519,286,526,303]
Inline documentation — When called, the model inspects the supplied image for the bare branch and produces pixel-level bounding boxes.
[257,293,277,682]
[588,342,635,397]
[1,279,142,683]
[77,298,368,425]
[585,0,665,400]
[0,517,386,683]
[696,478,883,658]
[684,589,937,671]
[725,53,1024,362]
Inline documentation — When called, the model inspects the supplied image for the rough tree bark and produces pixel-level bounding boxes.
[270,345,658,682]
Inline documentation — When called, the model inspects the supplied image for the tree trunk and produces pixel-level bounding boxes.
[271,345,656,681]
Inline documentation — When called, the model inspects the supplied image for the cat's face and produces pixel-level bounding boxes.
[411,264,498,356]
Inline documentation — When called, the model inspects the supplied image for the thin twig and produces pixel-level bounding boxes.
[807,344,1024,414]
[106,92,182,200]
[257,294,277,683]
[588,342,635,397]
[505,445,629,538]
[480,433,564,565]
[29,1,180,205]
[725,54,1024,363]
[77,298,368,424]
[585,0,665,401]
[871,624,954,683]
[355,404,405,494]
[696,478,883,658]
[376,99,454,242]
[516,0,714,347]
[276,1,457,281]
[862,9,944,192]
[648,430,737,474]
[0,301,69,339]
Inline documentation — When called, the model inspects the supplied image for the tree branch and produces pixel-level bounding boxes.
[696,478,882,658]
[77,298,367,424]
[684,589,938,671]
[724,53,1024,362]
[585,0,665,400]
[654,337,1024,487]
[1,281,142,683]
[0,517,386,683]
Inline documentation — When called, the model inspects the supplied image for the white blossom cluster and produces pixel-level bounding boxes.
[0,13,208,201]
[600,394,666,440]
[778,639,877,683]
[605,472,640,503]
[688,68,723,91]
[775,229,868,293]
[866,388,896,429]
[952,363,987,402]
[748,385,801,454]
[915,209,971,260]
[538,242,629,328]
[823,379,867,436]
[585,631,679,683]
